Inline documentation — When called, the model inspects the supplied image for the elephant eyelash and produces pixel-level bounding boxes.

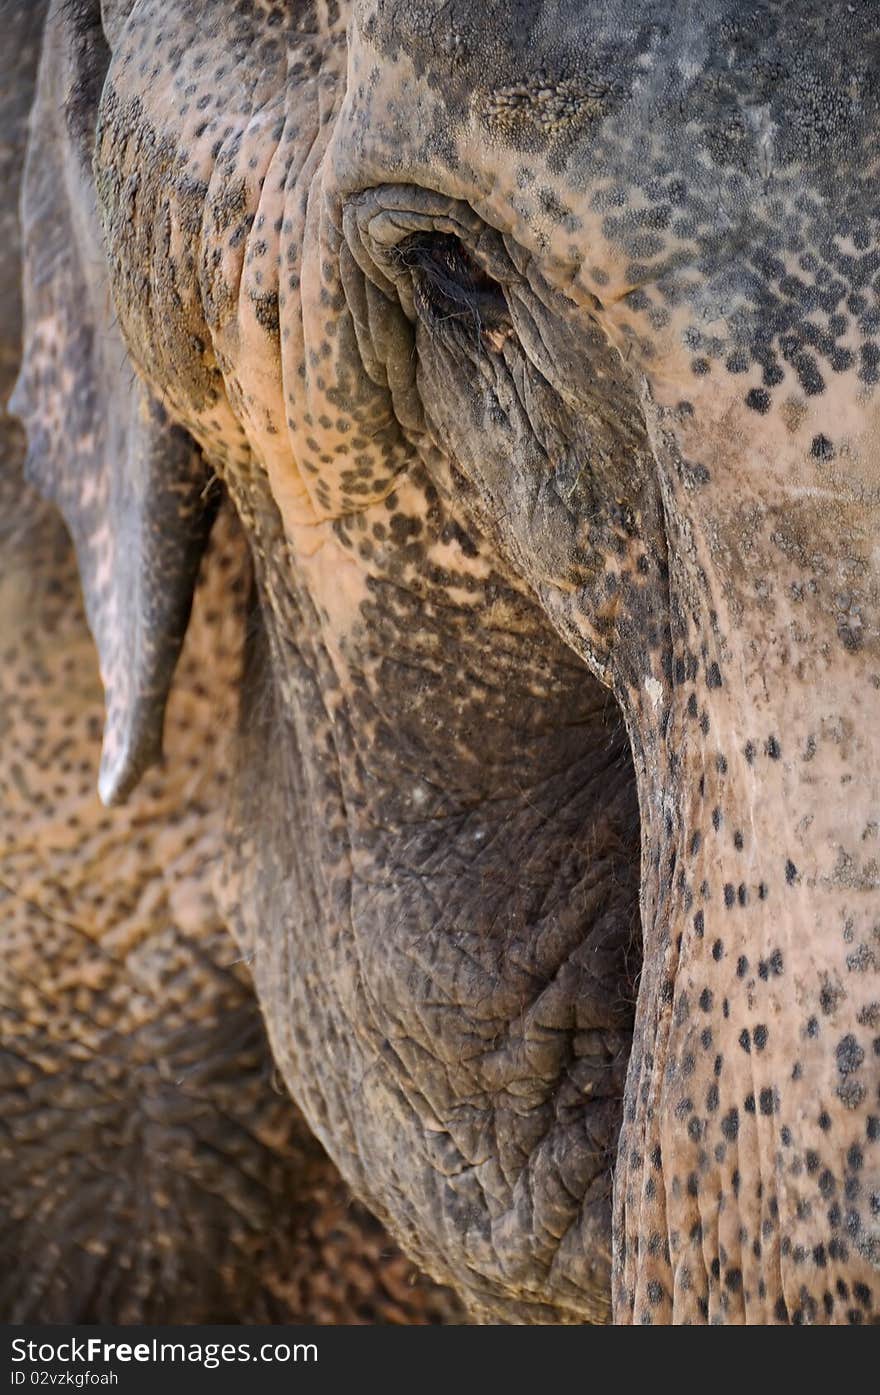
[394,233,510,337]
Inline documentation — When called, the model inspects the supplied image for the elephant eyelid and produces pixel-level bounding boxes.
[393,233,510,331]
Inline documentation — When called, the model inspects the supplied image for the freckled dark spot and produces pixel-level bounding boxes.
[721,1109,739,1141]
[837,1034,865,1075]
[712,938,724,961]
[766,735,781,759]
[754,1024,768,1051]
[795,353,825,396]
[746,387,771,414]
[859,341,880,385]
[811,434,834,461]
[819,1169,836,1198]
[785,859,798,885]
[723,884,735,908]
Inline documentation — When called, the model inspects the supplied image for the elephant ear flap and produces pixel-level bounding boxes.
[10,0,219,805]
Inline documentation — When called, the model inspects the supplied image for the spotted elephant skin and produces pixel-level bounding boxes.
[11,0,880,1324]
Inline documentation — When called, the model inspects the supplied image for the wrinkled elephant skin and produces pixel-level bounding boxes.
[11,0,880,1323]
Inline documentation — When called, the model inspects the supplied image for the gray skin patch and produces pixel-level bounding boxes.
[26,0,880,1325]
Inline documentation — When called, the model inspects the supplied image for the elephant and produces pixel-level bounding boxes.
[0,0,459,1326]
[7,0,880,1324]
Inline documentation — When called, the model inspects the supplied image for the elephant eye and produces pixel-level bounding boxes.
[396,233,509,336]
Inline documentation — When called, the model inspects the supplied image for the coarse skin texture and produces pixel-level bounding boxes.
[0,0,460,1326]
[11,0,880,1323]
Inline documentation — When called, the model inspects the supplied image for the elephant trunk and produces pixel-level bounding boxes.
[612,391,880,1323]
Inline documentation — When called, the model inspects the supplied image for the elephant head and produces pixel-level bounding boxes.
[14,0,880,1322]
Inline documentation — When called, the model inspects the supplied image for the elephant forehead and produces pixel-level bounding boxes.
[336,4,880,508]
[355,0,877,155]
[342,3,880,291]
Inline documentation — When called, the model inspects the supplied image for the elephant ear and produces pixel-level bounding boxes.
[10,0,219,805]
